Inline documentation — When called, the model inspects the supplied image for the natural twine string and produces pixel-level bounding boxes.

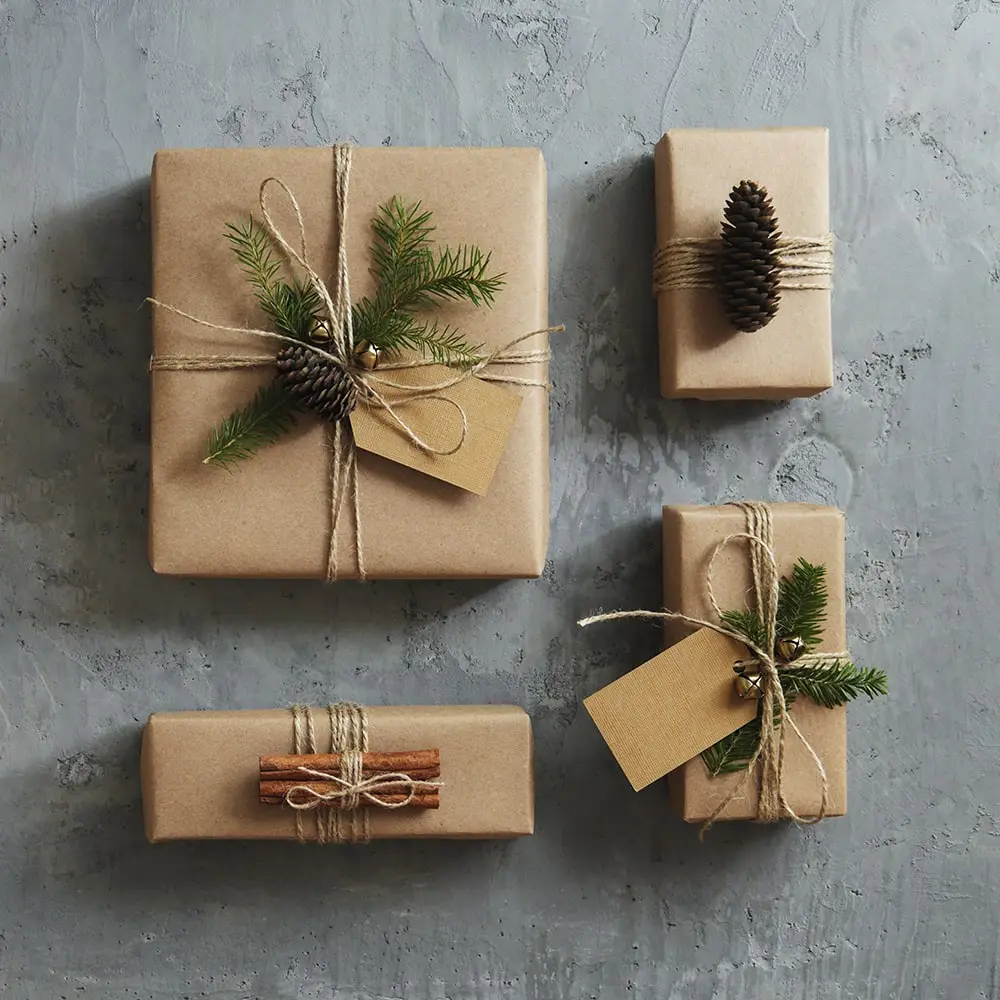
[148,143,561,581]
[287,703,442,844]
[652,234,835,294]
[578,501,848,836]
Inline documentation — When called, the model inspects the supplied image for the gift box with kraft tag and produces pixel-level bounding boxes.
[654,128,832,400]
[584,503,848,824]
[149,146,550,578]
[662,504,847,822]
[141,704,535,842]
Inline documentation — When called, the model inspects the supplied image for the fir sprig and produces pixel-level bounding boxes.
[224,218,320,340]
[203,196,504,467]
[781,660,889,709]
[701,559,888,777]
[203,380,298,470]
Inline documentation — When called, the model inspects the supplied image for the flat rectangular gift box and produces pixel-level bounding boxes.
[149,146,549,578]
[141,705,535,842]
[662,503,847,822]
[654,127,832,399]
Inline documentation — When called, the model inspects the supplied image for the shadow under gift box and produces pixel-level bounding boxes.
[655,127,832,400]
[141,705,535,842]
[663,504,847,822]
[149,146,549,579]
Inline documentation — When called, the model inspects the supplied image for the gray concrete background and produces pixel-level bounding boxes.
[0,0,986,996]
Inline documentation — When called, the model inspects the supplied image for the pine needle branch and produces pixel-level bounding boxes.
[354,195,502,362]
[224,217,319,340]
[203,380,298,470]
[720,608,768,652]
[701,716,762,776]
[780,660,889,709]
[776,558,828,649]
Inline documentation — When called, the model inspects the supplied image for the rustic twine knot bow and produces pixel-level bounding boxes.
[284,761,441,811]
[287,702,443,844]
[579,502,848,836]
[148,143,560,581]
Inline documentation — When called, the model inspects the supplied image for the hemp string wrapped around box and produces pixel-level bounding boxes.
[147,143,559,580]
[653,180,834,334]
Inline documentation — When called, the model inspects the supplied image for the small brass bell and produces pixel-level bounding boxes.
[308,317,332,344]
[776,636,806,663]
[734,671,763,700]
[353,340,381,370]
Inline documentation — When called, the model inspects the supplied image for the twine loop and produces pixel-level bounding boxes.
[653,234,834,295]
[148,143,560,581]
[283,761,441,812]
[579,502,847,835]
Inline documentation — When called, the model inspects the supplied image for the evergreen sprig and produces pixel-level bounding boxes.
[204,196,504,467]
[203,380,298,470]
[701,559,888,777]
[224,218,320,340]
[352,195,504,362]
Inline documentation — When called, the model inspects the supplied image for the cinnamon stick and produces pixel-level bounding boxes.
[259,780,440,809]
[260,750,440,778]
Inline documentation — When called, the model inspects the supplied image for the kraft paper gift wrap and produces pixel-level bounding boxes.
[654,127,832,400]
[149,146,550,578]
[141,705,535,842]
[662,503,847,823]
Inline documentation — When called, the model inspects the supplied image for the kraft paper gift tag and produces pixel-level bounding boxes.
[584,628,756,791]
[350,365,522,496]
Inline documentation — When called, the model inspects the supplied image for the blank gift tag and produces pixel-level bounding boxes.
[584,628,757,791]
[350,366,522,496]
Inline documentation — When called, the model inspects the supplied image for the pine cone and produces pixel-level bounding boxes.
[275,343,358,422]
[718,180,782,333]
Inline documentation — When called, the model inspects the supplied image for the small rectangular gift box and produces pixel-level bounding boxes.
[141,703,535,842]
[654,128,833,399]
[149,146,550,579]
[585,503,851,825]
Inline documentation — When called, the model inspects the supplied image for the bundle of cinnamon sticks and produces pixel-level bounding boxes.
[258,749,441,809]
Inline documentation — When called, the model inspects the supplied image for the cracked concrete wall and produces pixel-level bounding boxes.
[0,0,990,997]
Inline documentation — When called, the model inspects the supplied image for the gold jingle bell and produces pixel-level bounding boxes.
[353,340,381,370]
[733,668,763,700]
[776,635,806,663]
[308,317,332,344]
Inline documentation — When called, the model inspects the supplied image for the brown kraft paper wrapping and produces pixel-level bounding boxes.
[662,504,847,822]
[150,146,549,578]
[654,128,831,400]
[141,705,534,842]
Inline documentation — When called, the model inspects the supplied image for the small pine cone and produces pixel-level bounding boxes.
[275,343,358,422]
[718,180,782,333]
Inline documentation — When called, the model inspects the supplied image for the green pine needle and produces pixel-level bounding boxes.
[203,380,298,470]
[224,217,319,340]
[354,194,503,360]
[701,716,762,776]
[776,558,828,650]
[781,660,889,709]
[720,608,768,652]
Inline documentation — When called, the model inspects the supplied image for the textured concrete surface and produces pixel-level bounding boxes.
[0,1,989,997]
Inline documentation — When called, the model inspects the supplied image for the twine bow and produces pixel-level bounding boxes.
[149,143,560,581]
[284,763,442,812]
[579,502,848,836]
